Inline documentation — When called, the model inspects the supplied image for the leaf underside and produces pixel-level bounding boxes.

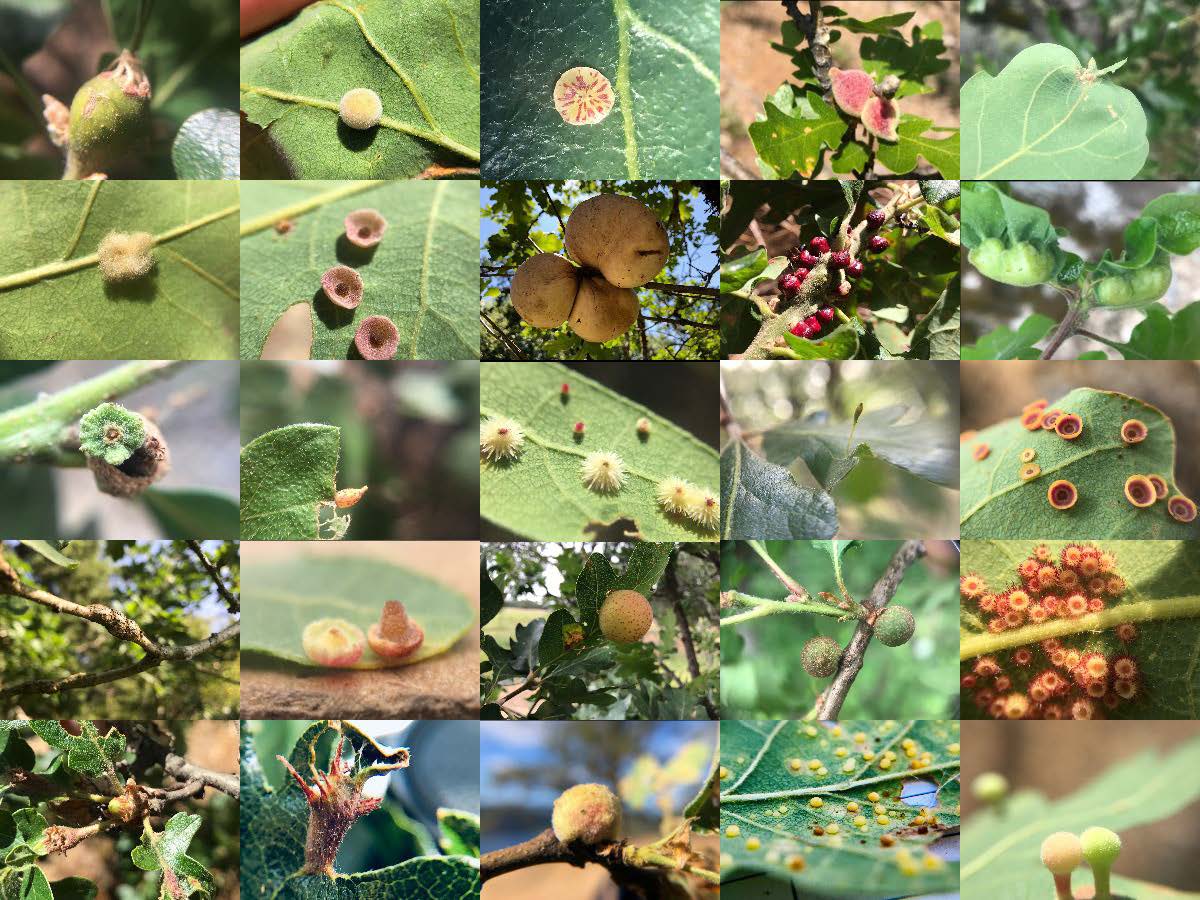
[0,181,238,359]
[241,557,474,669]
[719,441,837,539]
[960,388,1199,539]
[240,0,480,179]
[479,362,719,540]
[721,719,960,898]
[480,0,719,178]
[240,180,479,360]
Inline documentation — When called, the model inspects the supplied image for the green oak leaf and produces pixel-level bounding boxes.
[962,732,1200,896]
[611,543,673,597]
[27,720,124,781]
[239,180,478,360]
[239,424,349,541]
[960,314,1056,360]
[721,720,960,897]
[1141,193,1200,255]
[960,541,1200,719]
[241,557,474,669]
[479,363,719,541]
[130,812,214,899]
[783,323,859,359]
[575,553,617,633]
[875,116,960,179]
[961,44,1148,179]
[140,488,239,539]
[0,865,52,900]
[241,721,479,900]
[719,441,837,539]
[1095,303,1200,360]
[480,0,718,179]
[240,0,480,178]
[960,388,1199,539]
[748,89,846,180]
[0,181,238,359]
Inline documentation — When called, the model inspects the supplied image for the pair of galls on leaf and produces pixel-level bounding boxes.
[830,68,899,142]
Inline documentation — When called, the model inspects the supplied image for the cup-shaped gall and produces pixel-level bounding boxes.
[1047,479,1077,510]
[1040,409,1063,430]
[339,88,382,130]
[1146,474,1168,499]
[354,315,399,359]
[367,601,424,659]
[1167,494,1197,523]
[1123,475,1156,508]
[1040,831,1082,900]
[344,208,388,248]
[1020,409,1043,430]
[972,443,990,462]
[302,618,366,667]
[1054,413,1083,439]
[322,265,363,309]
[1120,419,1147,444]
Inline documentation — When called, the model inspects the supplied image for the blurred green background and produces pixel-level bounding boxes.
[720,540,960,719]
[240,360,478,539]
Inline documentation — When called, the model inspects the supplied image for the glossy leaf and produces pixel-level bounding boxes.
[961,44,1148,179]
[960,388,1199,539]
[761,405,958,488]
[960,315,1056,360]
[241,557,474,669]
[1141,192,1200,255]
[720,720,960,897]
[240,180,479,360]
[17,541,77,568]
[875,116,960,179]
[479,363,719,540]
[0,182,238,359]
[960,541,1200,719]
[719,441,837,539]
[239,424,347,541]
[1102,302,1200,360]
[479,562,502,628]
[171,109,239,180]
[140,488,239,539]
[240,0,480,179]
[962,732,1200,897]
[130,812,214,899]
[480,0,719,179]
[241,721,479,900]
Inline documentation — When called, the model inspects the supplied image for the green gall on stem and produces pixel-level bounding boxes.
[971,772,1008,805]
[1040,831,1082,900]
[56,49,151,179]
[339,88,382,130]
[801,636,841,678]
[302,618,366,667]
[551,783,622,844]
[872,605,915,647]
[97,231,154,282]
[1080,826,1121,900]
[598,589,653,643]
[79,402,146,466]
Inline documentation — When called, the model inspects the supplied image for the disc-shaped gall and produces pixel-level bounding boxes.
[1047,479,1077,510]
[1167,495,1197,523]
[344,208,388,248]
[1019,463,1041,481]
[354,315,399,359]
[972,443,990,462]
[1124,475,1156,508]
[1019,448,1036,463]
[553,67,614,125]
[321,265,363,309]
[1054,413,1083,439]
[1120,419,1147,444]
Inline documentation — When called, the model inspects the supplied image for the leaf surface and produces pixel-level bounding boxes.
[172,109,240,180]
[960,388,1199,539]
[239,424,347,541]
[241,557,474,669]
[240,0,480,178]
[140,488,239,539]
[240,180,478,360]
[479,363,719,540]
[130,812,214,899]
[17,541,78,568]
[436,809,480,858]
[720,720,959,897]
[960,315,1055,360]
[961,44,1148,179]
[719,442,837,539]
[0,182,238,359]
[962,733,1200,897]
[480,0,719,178]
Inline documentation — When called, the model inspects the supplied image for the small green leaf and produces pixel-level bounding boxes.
[748,89,845,180]
[719,441,837,539]
[575,553,616,632]
[140,488,239,539]
[960,314,1056,360]
[17,541,78,568]
[1100,303,1200,360]
[27,721,124,781]
[131,813,214,899]
[239,424,345,540]
[479,562,502,628]
[0,865,53,900]
[171,109,239,180]
[435,809,479,858]
[960,388,1199,539]
[612,543,673,597]
[875,116,960,180]
[1141,192,1200,255]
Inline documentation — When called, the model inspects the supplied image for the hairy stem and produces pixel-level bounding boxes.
[0,361,184,465]
[746,540,808,596]
[721,591,856,626]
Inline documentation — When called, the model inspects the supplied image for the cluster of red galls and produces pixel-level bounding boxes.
[961,543,1142,720]
[777,210,891,341]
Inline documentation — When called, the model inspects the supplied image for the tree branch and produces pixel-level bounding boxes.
[1039,295,1085,359]
[662,556,717,720]
[185,541,239,613]
[163,754,239,800]
[811,540,925,720]
[480,312,529,360]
